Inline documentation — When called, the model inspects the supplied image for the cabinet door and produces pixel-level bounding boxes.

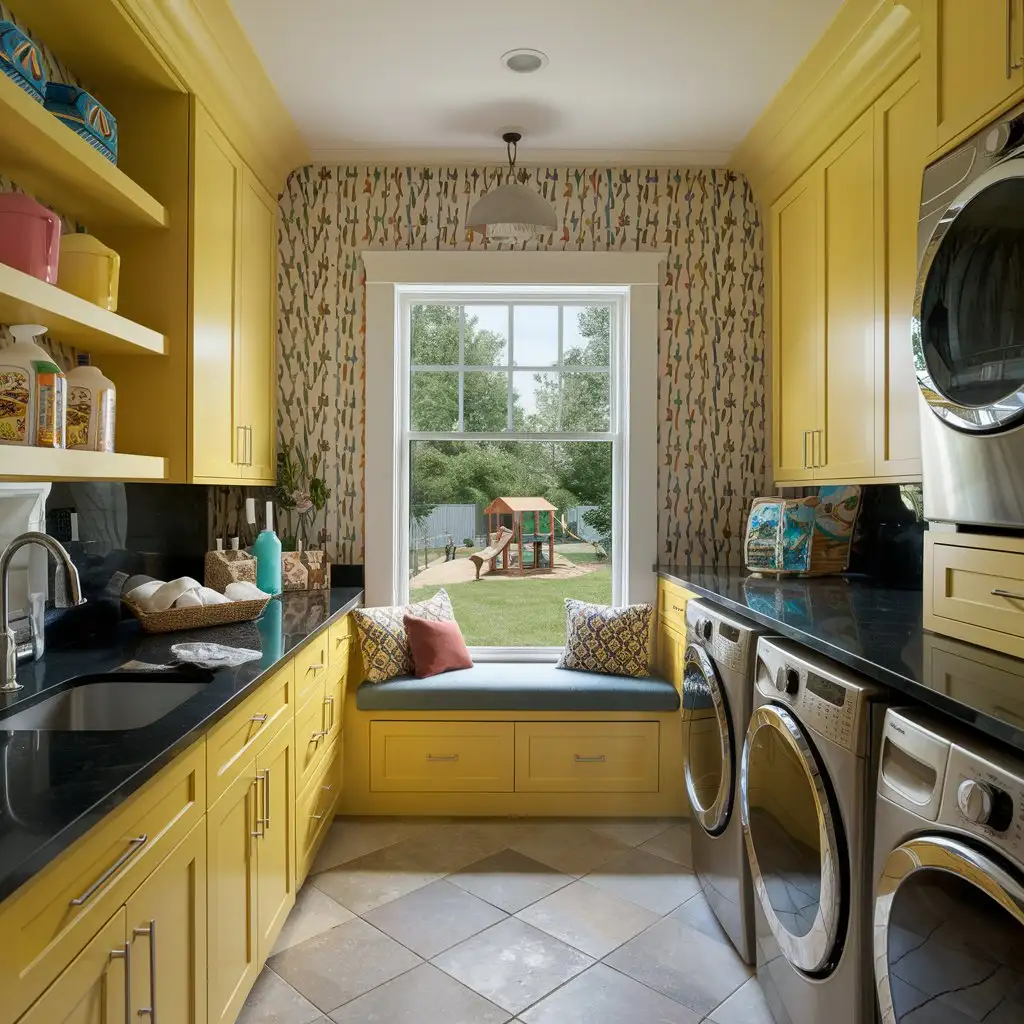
[238,170,278,484]
[19,909,128,1024]
[818,110,877,481]
[875,65,924,479]
[925,0,1024,151]
[255,724,296,963]
[192,103,241,482]
[771,174,820,484]
[126,819,207,1024]
[207,764,258,1024]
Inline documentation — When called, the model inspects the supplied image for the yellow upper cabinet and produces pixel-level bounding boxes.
[923,0,1024,153]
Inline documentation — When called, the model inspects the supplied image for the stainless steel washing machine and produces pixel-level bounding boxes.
[683,599,772,965]
[741,637,887,1024]
[873,708,1024,1023]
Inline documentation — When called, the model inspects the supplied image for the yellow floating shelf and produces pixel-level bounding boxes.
[0,448,167,482]
[0,75,168,229]
[0,263,165,356]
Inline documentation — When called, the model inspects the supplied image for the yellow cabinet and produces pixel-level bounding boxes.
[923,0,1024,153]
[18,909,129,1024]
[126,820,207,1024]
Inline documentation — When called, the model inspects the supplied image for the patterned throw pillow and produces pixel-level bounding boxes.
[557,598,654,678]
[353,589,454,682]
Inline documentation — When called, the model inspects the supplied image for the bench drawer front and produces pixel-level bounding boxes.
[295,632,331,707]
[207,663,293,805]
[295,684,330,792]
[297,738,342,884]
[658,578,690,636]
[370,722,514,792]
[515,722,660,793]
[0,742,205,1022]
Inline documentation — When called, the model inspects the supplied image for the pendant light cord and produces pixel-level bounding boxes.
[503,131,521,182]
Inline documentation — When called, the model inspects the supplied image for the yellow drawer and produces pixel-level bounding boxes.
[370,722,514,793]
[658,577,691,635]
[295,630,331,707]
[295,685,330,793]
[297,738,342,885]
[329,615,355,671]
[0,742,205,1023]
[515,722,660,793]
[207,662,293,805]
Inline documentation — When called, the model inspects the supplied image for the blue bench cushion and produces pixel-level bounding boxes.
[355,662,680,712]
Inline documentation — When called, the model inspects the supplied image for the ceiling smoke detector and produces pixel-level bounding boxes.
[501,48,548,74]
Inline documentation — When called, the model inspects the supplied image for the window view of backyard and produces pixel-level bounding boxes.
[406,301,617,647]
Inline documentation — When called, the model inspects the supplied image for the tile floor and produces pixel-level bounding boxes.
[238,817,775,1024]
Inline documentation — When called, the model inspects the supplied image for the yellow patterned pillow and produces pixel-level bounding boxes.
[557,598,654,678]
[354,589,454,682]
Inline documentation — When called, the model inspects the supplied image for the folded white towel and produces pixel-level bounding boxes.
[197,587,230,606]
[125,580,162,605]
[225,581,270,602]
[140,577,202,613]
[174,590,203,608]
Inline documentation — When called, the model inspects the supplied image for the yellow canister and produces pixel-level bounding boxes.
[57,234,120,311]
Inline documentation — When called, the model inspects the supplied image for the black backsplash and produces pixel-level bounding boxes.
[847,483,925,589]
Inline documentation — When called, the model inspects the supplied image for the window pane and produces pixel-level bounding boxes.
[411,304,460,365]
[410,371,459,431]
[514,371,560,431]
[408,440,613,646]
[563,305,611,366]
[513,305,559,367]
[562,372,610,431]
[463,372,509,432]
[464,305,509,366]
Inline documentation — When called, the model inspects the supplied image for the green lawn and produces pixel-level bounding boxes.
[411,567,612,646]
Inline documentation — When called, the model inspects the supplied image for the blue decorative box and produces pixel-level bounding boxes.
[44,82,117,164]
[0,21,47,103]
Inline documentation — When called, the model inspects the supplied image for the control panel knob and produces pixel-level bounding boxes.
[957,779,995,824]
[777,667,800,695]
[698,619,712,642]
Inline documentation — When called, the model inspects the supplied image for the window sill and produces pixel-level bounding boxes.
[469,646,561,663]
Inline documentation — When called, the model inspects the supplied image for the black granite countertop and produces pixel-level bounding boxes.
[658,567,1024,754]
[0,587,362,902]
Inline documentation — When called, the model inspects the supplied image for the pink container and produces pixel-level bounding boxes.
[0,193,61,283]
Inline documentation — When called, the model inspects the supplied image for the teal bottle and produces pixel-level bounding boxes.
[252,500,282,595]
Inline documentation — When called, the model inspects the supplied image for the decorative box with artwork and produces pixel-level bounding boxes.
[0,21,46,102]
[744,486,862,576]
[44,82,118,163]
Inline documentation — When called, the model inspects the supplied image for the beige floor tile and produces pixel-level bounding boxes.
[236,967,324,1024]
[382,823,508,875]
[328,963,512,1023]
[433,918,594,1014]
[604,916,751,1016]
[271,884,355,955]
[268,916,421,1012]
[582,848,702,915]
[667,893,731,947]
[311,818,437,873]
[363,879,507,958]
[311,843,443,915]
[709,977,775,1024]
[449,850,573,913]
[515,880,658,958]
[508,823,630,876]
[584,818,680,847]
[520,963,701,1024]
[637,823,693,867]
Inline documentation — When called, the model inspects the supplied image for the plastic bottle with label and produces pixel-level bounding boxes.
[0,324,66,447]
[65,353,116,451]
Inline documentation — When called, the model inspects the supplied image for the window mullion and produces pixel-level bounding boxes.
[557,304,564,431]
[458,305,465,431]
[507,303,514,433]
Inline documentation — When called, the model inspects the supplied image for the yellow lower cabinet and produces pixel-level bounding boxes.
[296,737,343,886]
[656,621,685,695]
[369,722,515,793]
[657,578,690,636]
[18,909,129,1024]
[126,819,208,1024]
[207,762,259,1024]
[515,722,660,793]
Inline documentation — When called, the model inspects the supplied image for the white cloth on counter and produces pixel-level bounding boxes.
[170,642,262,668]
[224,581,271,602]
[127,577,255,612]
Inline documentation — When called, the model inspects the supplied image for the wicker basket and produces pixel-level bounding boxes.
[123,594,271,634]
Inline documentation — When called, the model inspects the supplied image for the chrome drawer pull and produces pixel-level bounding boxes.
[574,754,607,763]
[251,713,269,724]
[133,919,157,1021]
[70,835,148,906]
[110,941,132,1019]
[305,662,325,674]
[325,694,335,731]
[251,776,265,838]
[263,768,271,828]
[426,754,459,762]
[311,810,325,820]
[992,589,1024,600]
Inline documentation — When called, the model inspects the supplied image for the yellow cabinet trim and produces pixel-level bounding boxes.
[297,736,343,886]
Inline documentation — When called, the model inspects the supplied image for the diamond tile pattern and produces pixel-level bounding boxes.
[240,817,761,1023]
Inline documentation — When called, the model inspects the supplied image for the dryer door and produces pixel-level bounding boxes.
[741,703,844,974]
[874,834,1024,1024]
[682,644,734,836]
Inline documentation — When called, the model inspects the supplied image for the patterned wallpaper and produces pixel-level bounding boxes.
[249,164,766,571]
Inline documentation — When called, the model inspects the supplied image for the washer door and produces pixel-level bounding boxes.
[874,834,1024,1024]
[741,703,844,974]
[915,159,1024,433]
[682,644,734,836]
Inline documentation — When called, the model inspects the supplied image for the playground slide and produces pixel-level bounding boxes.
[469,527,514,580]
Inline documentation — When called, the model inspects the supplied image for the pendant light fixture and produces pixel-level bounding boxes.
[467,131,558,243]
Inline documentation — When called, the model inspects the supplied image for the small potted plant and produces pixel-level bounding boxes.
[276,440,332,588]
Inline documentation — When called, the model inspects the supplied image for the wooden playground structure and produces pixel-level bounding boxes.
[470,497,557,580]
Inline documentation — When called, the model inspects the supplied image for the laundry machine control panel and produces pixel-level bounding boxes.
[941,744,1024,860]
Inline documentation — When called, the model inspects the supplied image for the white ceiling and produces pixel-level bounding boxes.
[230,0,843,166]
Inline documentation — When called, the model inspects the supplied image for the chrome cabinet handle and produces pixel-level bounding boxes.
[133,919,157,1021]
[70,835,148,906]
[802,430,809,470]
[251,713,269,724]
[236,425,246,466]
[574,754,607,763]
[251,776,265,838]
[110,941,132,1021]
[813,428,824,469]
[263,768,271,828]
[305,662,325,675]
[992,588,1024,600]
[325,694,335,732]
[1009,0,1018,76]
[247,425,254,466]
[311,811,325,820]
[426,754,459,762]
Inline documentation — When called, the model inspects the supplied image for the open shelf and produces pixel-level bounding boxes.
[0,74,168,229]
[0,448,167,482]
[0,263,165,356]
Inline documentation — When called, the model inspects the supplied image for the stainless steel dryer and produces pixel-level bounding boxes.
[683,599,772,965]
[874,708,1024,1023]
[741,637,887,1024]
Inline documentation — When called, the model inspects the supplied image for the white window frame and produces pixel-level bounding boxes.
[363,251,666,653]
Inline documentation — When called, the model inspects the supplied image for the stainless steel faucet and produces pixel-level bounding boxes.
[0,532,85,692]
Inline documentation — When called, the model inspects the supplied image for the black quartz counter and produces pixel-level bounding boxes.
[0,587,362,902]
[658,567,1024,754]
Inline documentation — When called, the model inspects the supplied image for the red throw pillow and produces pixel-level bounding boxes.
[403,613,473,678]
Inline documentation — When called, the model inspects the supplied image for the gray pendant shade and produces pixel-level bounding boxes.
[466,182,559,242]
